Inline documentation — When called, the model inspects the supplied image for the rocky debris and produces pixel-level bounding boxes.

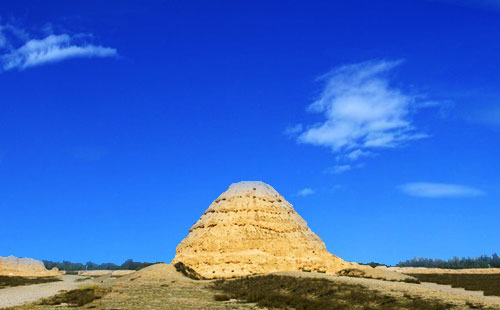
[172,181,352,279]
[0,255,61,277]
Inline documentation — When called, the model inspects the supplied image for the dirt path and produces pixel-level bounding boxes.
[0,275,88,309]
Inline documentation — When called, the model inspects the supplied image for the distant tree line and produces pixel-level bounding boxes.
[397,253,500,269]
[43,259,161,271]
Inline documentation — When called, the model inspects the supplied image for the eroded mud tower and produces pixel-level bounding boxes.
[172,181,350,278]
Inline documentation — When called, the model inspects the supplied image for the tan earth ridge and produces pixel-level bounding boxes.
[0,255,61,277]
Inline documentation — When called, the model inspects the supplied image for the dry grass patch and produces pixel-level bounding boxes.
[212,275,472,310]
[0,276,61,289]
[409,274,500,297]
[37,284,109,307]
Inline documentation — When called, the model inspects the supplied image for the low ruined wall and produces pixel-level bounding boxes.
[0,256,61,277]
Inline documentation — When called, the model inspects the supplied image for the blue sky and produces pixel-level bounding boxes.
[0,0,499,266]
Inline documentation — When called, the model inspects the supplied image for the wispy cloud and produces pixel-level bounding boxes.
[0,23,117,71]
[284,124,303,137]
[437,0,500,11]
[345,149,372,161]
[325,162,365,174]
[294,60,435,171]
[0,31,6,49]
[296,188,315,197]
[399,182,485,198]
[468,106,500,129]
[326,164,353,174]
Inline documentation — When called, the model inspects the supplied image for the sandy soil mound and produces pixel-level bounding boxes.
[0,256,60,277]
[112,264,196,287]
[343,263,415,281]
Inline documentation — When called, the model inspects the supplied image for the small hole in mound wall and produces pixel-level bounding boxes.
[231,270,234,272]
[253,187,256,190]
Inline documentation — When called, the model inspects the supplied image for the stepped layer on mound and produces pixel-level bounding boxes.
[172,181,351,279]
[0,255,61,277]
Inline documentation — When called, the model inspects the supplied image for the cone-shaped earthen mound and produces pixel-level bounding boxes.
[172,181,351,278]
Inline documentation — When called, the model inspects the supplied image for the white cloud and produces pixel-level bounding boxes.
[295,60,433,170]
[399,182,485,198]
[325,162,365,174]
[296,188,315,196]
[345,149,372,161]
[0,24,117,71]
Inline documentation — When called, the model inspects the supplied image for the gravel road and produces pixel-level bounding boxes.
[0,275,88,309]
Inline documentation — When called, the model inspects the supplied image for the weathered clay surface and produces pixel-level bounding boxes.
[172,181,351,279]
[0,255,61,277]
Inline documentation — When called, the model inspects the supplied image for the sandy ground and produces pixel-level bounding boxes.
[2,266,500,310]
[0,275,89,309]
